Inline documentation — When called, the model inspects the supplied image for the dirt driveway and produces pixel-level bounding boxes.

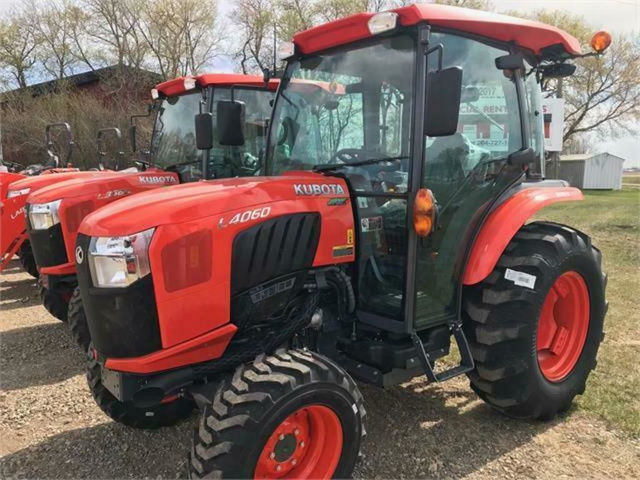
[1,262,639,479]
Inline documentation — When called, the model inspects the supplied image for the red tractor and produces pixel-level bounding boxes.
[26,74,278,329]
[1,123,112,277]
[75,5,609,479]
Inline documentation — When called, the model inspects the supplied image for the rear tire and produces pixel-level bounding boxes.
[18,241,38,278]
[39,280,71,322]
[463,221,606,420]
[190,349,366,479]
[68,287,90,351]
[87,355,194,429]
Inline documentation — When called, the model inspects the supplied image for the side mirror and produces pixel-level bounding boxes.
[217,100,245,146]
[195,113,214,150]
[425,67,462,137]
[495,53,525,71]
[540,63,576,79]
[129,125,137,152]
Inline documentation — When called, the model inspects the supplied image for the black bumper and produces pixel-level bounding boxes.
[26,206,67,268]
[100,363,195,406]
[76,233,163,358]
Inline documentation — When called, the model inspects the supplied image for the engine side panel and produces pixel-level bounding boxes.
[149,189,354,350]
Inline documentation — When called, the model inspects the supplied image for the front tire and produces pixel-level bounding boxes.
[190,349,366,479]
[18,240,38,278]
[87,356,194,428]
[68,287,90,351]
[463,221,606,420]
[39,280,71,322]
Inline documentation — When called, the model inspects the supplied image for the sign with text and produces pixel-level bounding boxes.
[542,97,565,152]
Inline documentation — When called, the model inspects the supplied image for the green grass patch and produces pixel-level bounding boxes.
[536,187,640,436]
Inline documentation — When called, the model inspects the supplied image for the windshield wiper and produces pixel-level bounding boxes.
[314,155,409,172]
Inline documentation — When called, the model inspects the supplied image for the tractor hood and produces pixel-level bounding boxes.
[79,172,348,236]
[8,170,108,196]
[26,168,172,204]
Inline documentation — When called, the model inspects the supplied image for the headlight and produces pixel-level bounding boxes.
[7,187,30,198]
[28,200,62,230]
[88,228,155,288]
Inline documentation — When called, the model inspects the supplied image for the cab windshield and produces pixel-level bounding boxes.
[268,34,416,189]
[152,92,200,171]
[152,87,275,181]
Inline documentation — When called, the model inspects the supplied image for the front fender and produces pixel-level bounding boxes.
[462,186,583,285]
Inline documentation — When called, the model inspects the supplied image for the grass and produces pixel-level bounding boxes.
[536,187,640,436]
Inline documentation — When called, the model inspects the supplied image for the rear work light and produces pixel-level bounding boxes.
[278,42,295,60]
[183,77,197,90]
[367,12,398,35]
[88,228,155,288]
[151,88,159,100]
[413,188,436,238]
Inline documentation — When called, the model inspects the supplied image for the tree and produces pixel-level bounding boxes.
[231,0,277,74]
[528,11,640,144]
[26,0,85,79]
[79,0,148,69]
[0,11,41,88]
[134,0,221,79]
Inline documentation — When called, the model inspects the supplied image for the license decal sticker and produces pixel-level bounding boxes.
[505,268,537,289]
[361,216,383,233]
[333,245,354,257]
[327,197,348,206]
[357,197,368,209]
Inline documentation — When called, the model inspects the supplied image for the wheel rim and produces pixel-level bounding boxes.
[537,271,590,382]
[254,405,343,479]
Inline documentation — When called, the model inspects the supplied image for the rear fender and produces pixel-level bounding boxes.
[462,186,583,285]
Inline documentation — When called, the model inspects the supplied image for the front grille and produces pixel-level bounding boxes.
[26,206,68,267]
[231,213,321,295]
[76,233,162,358]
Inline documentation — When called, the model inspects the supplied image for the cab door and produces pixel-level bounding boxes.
[412,32,530,330]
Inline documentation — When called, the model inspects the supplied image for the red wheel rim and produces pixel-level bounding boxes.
[537,271,590,382]
[254,405,343,479]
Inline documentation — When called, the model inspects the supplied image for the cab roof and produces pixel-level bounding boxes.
[293,3,581,59]
[156,73,280,97]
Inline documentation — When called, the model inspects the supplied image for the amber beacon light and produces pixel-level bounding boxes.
[590,31,612,53]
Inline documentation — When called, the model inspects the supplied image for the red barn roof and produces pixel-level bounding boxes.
[293,3,581,59]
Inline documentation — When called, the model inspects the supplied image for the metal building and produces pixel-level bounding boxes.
[554,153,625,190]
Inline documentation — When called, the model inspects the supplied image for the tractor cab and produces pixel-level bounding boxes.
[137,74,278,182]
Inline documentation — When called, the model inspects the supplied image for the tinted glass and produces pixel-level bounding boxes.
[415,32,525,328]
[268,35,416,320]
[152,92,201,173]
[211,87,275,177]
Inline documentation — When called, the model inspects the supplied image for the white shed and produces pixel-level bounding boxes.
[555,153,625,190]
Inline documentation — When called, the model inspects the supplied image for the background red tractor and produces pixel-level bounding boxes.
[26,73,278,331]
[1,123,114,277]
[74,4,609,478]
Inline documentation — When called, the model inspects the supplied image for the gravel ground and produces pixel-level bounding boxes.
[1,261,639,479]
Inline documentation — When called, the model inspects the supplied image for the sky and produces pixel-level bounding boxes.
[1,0,638,165]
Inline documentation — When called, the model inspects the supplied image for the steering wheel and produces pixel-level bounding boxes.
[330,148,377,165]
